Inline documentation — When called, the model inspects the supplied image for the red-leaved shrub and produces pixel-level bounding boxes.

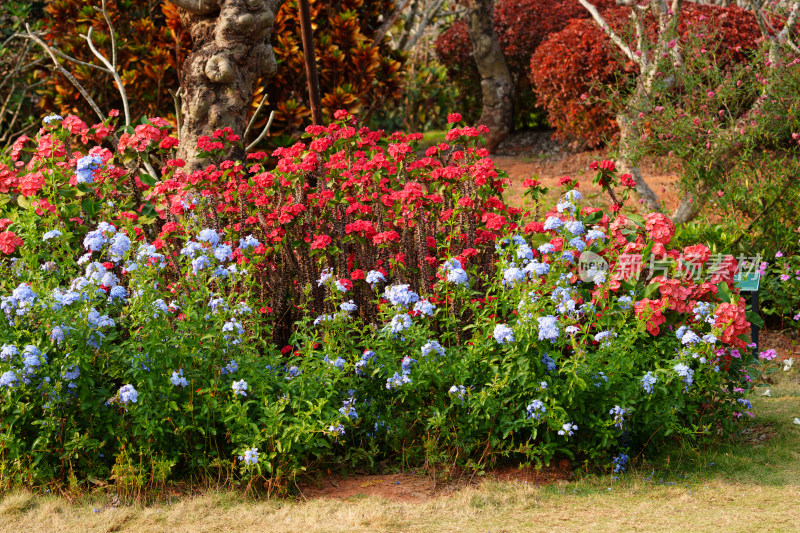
[530,3,761,148]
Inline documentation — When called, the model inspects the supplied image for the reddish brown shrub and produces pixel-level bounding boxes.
[530,3,761,148]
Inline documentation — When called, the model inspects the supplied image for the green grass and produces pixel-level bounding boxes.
[2,373,799,532]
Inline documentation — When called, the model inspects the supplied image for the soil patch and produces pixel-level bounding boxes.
[492,129,682,213]
[295,464,571,503]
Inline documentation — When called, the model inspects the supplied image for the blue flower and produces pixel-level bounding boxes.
[221,360,239,375]
[0,370,17,387]
[503,266,525,287]
[586,229,606,241]
[421,340,445,357]
[43,230,63,241]
[568,237,586,251]
[541,354,557,372]
[387,314,412,335]
[538,243,555,255]
[525,261,550,278]
[0,344,18,361]
[566,220,585,236]
[446,268,469,286]
[50,326,67,345]
[543,216,564,231]
[366,270,386,286]
[526,399,546,420]
[558,422,578,436]
[76,154,103,184]
[537,315,560,342]
[191,255,211,273]
[232,379,248,396]
[239,447,259,465]
[641,371,657,394]
[170,369,189,387]
[354,350,375,375]
[239,235,260,250]
[197,229,220,246]
[180,241,204,258]
[384,284,419,308]
[413,299,435,316]
[493,324,515,344]
[612,453,628,473]
[340,300,358,313]
[449,385,467,401]
[609,405,627,429]
[43,114,63,124]
[564,190,582,202]
[618,295,633,310]
[386,372,412,389]
[213,244,233,262]
[338,398,359,420]
[325,356,346,370]
[673,363,694,390]
[328,424,345,437]
[119,384,138,404]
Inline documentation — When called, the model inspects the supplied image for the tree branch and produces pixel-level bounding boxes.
[246,110,275,152]
[578,0,639,65]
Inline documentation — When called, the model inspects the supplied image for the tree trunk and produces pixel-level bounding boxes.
[169,0,280,170]
[465,0,513,153]
[616,108,661,211]
[671,192,705,224]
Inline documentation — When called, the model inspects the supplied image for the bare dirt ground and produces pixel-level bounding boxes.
[491,129,682,212]
[296,463,572,504]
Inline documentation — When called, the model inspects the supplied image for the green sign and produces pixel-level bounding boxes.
[735,272,761,292]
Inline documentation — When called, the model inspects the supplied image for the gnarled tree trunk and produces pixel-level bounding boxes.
[465,0,513,153]
[169,0,280,170]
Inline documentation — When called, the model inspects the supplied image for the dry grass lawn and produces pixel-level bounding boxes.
[2,373,799,533]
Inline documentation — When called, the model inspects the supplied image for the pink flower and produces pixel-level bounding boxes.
[775,251,784,257]
[759,349,777,361]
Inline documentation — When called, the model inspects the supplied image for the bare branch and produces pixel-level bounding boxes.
[579,0,639,65]
[81,27,131,126]
[372,0,412,48]
[24,23,107,123]
[243,92,268,140]
[97,0,117,69]
[246,109,275,152]
[169,88,182,144]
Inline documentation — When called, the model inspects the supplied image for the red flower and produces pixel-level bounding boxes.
[310,234,332,250]
[0,231,23,255]
[447,113,462,123]
[350,269,365,280]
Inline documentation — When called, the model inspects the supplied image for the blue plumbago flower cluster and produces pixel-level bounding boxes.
[325,355,346,370]
[239,447,259,466]
[386,368,412,389]
[442,258,469,286]
[673,363,694,391]
[594,330,617,348]
[355,350,375,375]
[366,270,386,286]
[612,453,628,474]
[641,371,658,394]
[421,340,445,357]
[384,284,419,308]
[328,423,345,438]
[493,323,515,344]
[232,379,248,397]
[537,315,560,342]
[170,369,189,387]
[449,385,467,401]
[119,384,138,404]
[558,422,578,437]
[526,399,547,420]
[76,154,104,184]
[338,395,359,420]
[609,405,628,429]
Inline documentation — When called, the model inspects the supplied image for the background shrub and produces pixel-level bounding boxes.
[530,3,761,148]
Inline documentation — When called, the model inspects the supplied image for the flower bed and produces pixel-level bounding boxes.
[0,112,763,491]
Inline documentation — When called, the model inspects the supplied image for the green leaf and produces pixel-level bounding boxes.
[139,173,157,188]
[717,282,733,304]
[16,195,30,209]
[746,310,764,329]
[642,282,661,299]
